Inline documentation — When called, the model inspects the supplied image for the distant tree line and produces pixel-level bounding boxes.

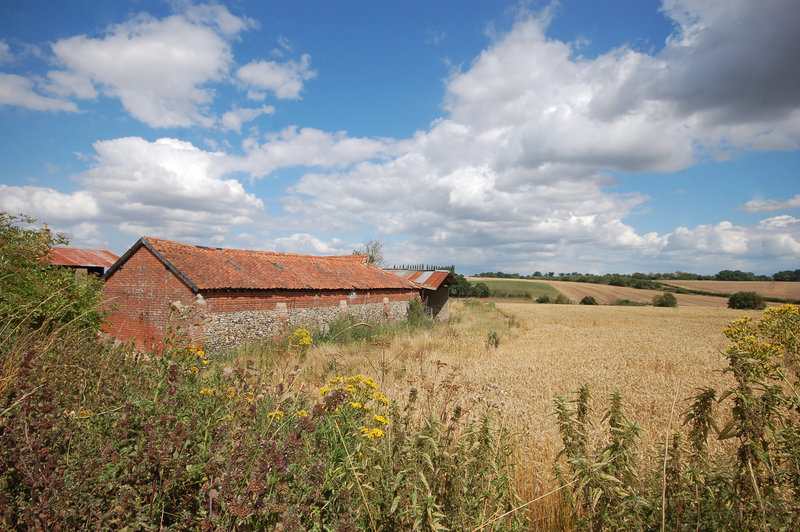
[476,269,799,283]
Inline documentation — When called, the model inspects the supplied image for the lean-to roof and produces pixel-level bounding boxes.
[386,269,455,290]
[48,248,119,268]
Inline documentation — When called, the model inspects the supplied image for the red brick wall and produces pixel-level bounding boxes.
[102,246,196,351]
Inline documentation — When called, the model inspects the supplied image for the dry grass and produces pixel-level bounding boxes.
[288,300,756,525]
[661,280,800,299]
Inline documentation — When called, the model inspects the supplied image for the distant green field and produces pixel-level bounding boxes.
[472,278,561,300]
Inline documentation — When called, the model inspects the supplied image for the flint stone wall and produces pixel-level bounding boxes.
[203,299,409,351]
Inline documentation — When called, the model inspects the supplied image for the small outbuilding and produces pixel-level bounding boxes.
[101,237,418,352]
[384,268,456,320]
[47,247,119,276]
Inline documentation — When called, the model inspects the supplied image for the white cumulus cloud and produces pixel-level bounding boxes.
[221,105,275,133]
[0,72,77,111]
[237,54,316,100]
[741,194,800,214]
[48,9,245,127]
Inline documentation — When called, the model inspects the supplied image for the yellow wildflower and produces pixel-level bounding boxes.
[372,391,389,405]
[373,414,389,426]
[296,410,308,417]
[267,411,284,420]
[348,401,363,409]
[318,386,331,396]
[360,427,384,439]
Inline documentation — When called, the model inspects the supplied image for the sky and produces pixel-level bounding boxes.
[1,0,798,276]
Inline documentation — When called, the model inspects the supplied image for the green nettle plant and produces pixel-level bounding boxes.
[553,386,650,530]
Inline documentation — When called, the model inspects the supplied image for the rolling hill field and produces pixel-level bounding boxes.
[470,277,730,307]
[661,280,800,299]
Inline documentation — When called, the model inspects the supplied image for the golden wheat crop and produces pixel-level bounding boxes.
[295,300,757,524]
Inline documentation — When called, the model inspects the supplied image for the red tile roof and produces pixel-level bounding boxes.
[48,248,119,268]
[108,237,418,292]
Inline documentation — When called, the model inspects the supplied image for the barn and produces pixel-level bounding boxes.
[102,237,419,352]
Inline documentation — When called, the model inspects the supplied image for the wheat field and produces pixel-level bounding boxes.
[301,300,756,521]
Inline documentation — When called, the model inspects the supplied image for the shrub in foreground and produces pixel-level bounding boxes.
[727,290,767,309]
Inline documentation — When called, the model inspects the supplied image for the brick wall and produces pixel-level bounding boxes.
[102,246,198,351]
[102,248,417,352]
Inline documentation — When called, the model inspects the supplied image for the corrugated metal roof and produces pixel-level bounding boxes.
[110,237,418,292]
[48,248,119,268]
[386,269,454,290]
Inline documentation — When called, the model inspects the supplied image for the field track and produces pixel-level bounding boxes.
[661,280,800,299]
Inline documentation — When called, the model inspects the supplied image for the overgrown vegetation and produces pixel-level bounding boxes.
[553,304,800,529]
[0,328,523,529]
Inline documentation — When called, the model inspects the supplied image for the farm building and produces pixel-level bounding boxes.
[384,268,456,320]
[47,247,119,276]
[101,237,419,352]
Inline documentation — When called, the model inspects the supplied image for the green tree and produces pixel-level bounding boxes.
[727,291,767,310]
[653,292,678,307]
[473,282,490,298]
[0,212,105,331]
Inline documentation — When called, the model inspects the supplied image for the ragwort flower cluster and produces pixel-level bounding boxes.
[319,375,391,438]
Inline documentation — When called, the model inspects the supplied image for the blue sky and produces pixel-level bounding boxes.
[1,0,798,275]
